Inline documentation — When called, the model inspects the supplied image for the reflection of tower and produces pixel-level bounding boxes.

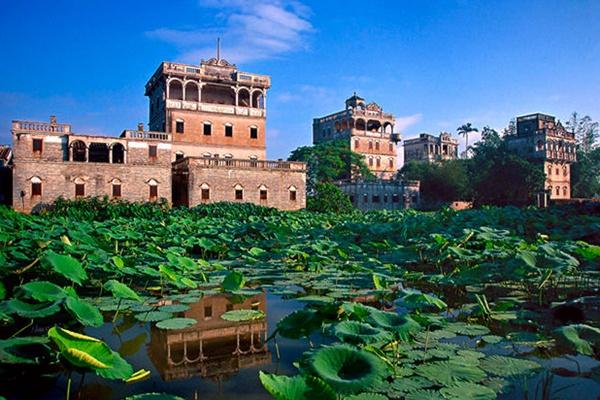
[148,292,270,382]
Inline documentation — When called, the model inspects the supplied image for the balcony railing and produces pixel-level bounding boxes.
[13,120,71,134]
[166,100,266,117]
[122,130,171,141]
[180,157,305,172]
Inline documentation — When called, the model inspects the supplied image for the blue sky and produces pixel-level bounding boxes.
[1,0,599,161]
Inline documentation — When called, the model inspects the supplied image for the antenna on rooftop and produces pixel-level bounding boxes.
[217,37,221,61]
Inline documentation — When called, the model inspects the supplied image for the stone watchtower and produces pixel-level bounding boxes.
[145,53,271,162]
[506,113,576,200]
[313,93,400,179]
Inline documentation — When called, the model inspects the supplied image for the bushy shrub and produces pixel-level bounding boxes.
[307,183,354,213]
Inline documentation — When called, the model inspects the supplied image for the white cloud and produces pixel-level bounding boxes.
[395,113,423,132]
[146,1,313,64]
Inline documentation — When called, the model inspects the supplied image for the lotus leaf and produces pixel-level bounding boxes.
[0,336,50,364]
[259,371,336,400]
[155,318,198,330]
[305,344,389,394]
[48,326,133,380]
[555,324,600,356]
[158,304,190,313]
[221,271,246,292]
[19,281,65,302]
[44,252,87,285]
[439,382,496,400]
[275,309,322,339]
[65,296,103,327]
[104,280,141,302]
[415,361,486,386]
[221,309,264,322]
[479,355,541,377]
[4,299,61,319]
[135,311,173,322]
[332,321,392,345]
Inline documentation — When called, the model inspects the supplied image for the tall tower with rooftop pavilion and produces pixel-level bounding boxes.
[145,40,270,161]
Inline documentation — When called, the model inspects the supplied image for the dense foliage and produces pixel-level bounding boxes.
[0,201,599,399]
[306,182,354,213]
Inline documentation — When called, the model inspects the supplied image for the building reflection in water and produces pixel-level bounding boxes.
[149,292,270,382]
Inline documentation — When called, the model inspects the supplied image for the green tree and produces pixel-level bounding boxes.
[400,160,470,203]
[565,112,599,154]
[289,139,373,193]
[572,148,600,198]
[457,123,479,158]
[307,182,354,213]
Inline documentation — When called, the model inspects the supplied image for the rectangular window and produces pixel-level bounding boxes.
[149,145,157,159]
[392,194,400,203]
[250,127,258,139]
[372,195,380,203]
[369,142,373,150]
[201,188,210,200]
[389,143,393,151]
[260,190,268,200]
[235,189,243,200]
[376,159,381,167]
[389,159,394,167]
[32,138,43,153]
[355,140,359,149]
[112,184,121,198]
[289,190,297,201]
[31,182,42,196]
[363,194,368,203]
[75,184,85,198]
[175,121,184,134]
[203,123,212,136]
[369,158,373,166]
[225,125,233,137]
[375,142,380,150]
[226,304,233,312]
[149,185,158,200]
[204,306,213,319]
[384,194,389,203]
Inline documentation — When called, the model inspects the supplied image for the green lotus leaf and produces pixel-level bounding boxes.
[155,318,198,330]
[221,309,264,322]
[129,304,155,313]
[391,376,435,393]
[4,299,61,318]
[158,304,190,313]
[44,252,87,285]
[65,296,104,327]
[135,311,173,322]
[124,393,185,400]
[481,335,503,344]
[221,271,246,292]
[479,355,541,377]
[275,309,322,339]
[439,382,496,399]
[296,295,336,305]
[456,350,485,359]
[445,322,490,337]
[415,361,486,386]
[345,393,388,400]
[367,310,420,339]
[259,371,336,400]
[104,280,141,302]
[416,329,457,341]
[332,321,392,345]
[19,281,66,302]
[0,336,50,364]
[404,389,445,400]
[555,324,600,356]
[48,326,133,380]
[305,344,389,394]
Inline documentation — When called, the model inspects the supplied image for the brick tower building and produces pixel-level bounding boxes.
[506,113,576,200]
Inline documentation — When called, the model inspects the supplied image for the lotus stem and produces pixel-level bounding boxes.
[274,340,280,360]
[112,298,122,324]
[9,319,33,338]
[65,373,72,400]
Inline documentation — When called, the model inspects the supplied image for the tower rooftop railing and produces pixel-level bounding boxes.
[174,157,306,172]
[12,120,71,134]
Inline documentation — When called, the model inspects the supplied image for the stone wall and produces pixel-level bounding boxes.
[12,160,171,213]
[338,180,420,211]
[174,158,306,211]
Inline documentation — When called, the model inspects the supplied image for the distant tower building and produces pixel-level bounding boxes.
[312,93,400,179]
[145,54,270,161]
[403,132,459,164]
[506,113,576,200]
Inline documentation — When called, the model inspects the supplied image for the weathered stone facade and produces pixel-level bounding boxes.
[9,55,306,212]
[403,132,459,164]
[337,180,420,211]
[505,113,576,200]
[313,94,401,179]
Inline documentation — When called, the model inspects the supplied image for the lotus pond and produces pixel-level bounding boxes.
[0,201,599,400]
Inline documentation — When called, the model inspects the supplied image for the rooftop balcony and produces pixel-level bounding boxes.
[121,130,171,141]
[12,118,71,134]
[166,99,266,118]
[174,157,306,172]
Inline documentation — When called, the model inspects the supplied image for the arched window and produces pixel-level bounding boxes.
[258,184,268,201]
[368,157,373,166]
[111,143,125,164]
[169,80,183,100]
[563,166,568,176]
[74,177,85,198]
[367,120,382,132]
[563,186,568,196]
[375,141,380,150]
[376,157,381,167]
[175,151,184,161]
[203,121,212,136]
[369,141,373,150]
[200,183,210,202]
[30,176,42,197]
[110,178,122,198]
[238,88,251,107]
[249,125,258,139]
[547,166,552,175]
[288,185,297,201]
[224,123,233,137]
[555,187,560,196]
[203,84,235,105]
[89,143,109,163]
[184,82,199,101]
[175,119,185,134]
[388,158,394,168]
[234,183,244,200]
[354,139,359,149]
[147,179,158,201]
[355,119,366,131]
[334,122,341,132]
[71,140,87,162]
[536,140,544,151]
[252,91,264,108]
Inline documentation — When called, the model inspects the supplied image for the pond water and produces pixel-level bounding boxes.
[4,290,600,400]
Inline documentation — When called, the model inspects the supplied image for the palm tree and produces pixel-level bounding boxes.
[457,123,478,158]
